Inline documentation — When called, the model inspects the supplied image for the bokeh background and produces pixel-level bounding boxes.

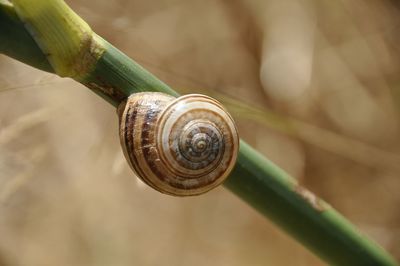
[1,0,400,265]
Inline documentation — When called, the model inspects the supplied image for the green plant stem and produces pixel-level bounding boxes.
[0,1,398,265]
[0,1,51,72]
[80,36,178,106]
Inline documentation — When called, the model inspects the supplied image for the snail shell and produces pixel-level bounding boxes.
[118,92,239,196]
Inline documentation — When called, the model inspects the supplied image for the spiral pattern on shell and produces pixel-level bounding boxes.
[118,92,239,196]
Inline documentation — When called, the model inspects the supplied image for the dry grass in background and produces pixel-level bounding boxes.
[0,0,400,265]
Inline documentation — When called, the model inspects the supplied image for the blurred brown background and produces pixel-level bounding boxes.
[1,0,400,265]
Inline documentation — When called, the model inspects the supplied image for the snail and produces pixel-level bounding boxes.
[118,92,239,196]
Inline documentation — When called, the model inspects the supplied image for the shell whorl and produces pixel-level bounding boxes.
[119,92,239,196]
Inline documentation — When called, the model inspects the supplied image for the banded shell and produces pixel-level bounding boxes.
[118,92,239,196]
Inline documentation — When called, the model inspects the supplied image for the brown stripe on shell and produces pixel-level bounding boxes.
[133,93,177,193]
[140,103,168,182]
[120,96,153,188]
